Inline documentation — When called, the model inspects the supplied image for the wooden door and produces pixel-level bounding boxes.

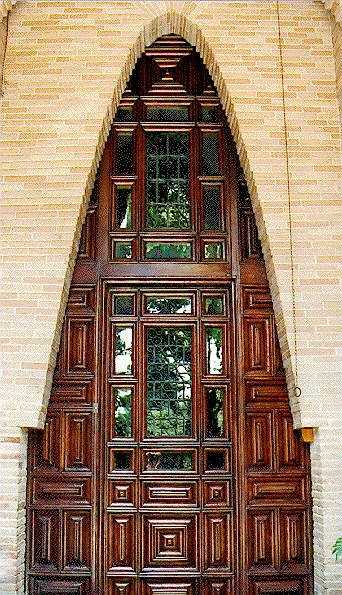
[26,36,312,594]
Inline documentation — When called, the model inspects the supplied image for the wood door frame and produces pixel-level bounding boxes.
[25,34,313,594]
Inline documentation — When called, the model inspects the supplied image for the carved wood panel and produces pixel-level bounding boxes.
[29,578,91,595]
[242,285,312,590]
[63,511,92,571]
[31,510,59,571]
[26,34,312,594]
[107,514,136,572]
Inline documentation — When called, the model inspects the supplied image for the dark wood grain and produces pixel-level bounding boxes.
[26,35,312,594]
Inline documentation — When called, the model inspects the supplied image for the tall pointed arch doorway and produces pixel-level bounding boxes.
[26,35,312,594]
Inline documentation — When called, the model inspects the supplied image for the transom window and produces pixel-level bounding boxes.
[109,62,230,264]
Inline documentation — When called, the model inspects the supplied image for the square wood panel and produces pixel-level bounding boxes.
[142,515,198,570]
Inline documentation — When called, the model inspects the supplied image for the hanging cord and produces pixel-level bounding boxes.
[1,13,9,96]
[276,1,300,397]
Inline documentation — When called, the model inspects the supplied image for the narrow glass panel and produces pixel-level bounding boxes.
[146,451,193,471]
[145,242,191,260]
[116,133,133,175]
[116,107,133,122]
[202,132,219,176]
[147,107,188,121]
[114,295,134,316]
[114,242,132,259]
[116,187,132,229]
[204,186,221,230]
[207,451,225,470]
[114,388,132,437]
[201,106,218,122]
[147,132,190,229]
[205,297,223,315]
[115,327,132,375]
[146,327,192,437]
[204,242,224,260]
[206,327,223,375]
[206,387,224,437]
[146,297,192,314]
[114,452,132,470]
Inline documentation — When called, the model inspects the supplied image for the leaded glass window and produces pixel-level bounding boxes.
[204,185,222,230]
[113,387,132,437]
[146,296,192,315]
[115,186,132,229]
[146,132,190,229]
[147,107,188,122]
[145,451,193,471]
[145,241,191,260]
[146,327,192,437]
[206,387,224,437]
[206,327,223,374]
[115,132,134,175]
[202,132,219,176]
[114,327,133,374]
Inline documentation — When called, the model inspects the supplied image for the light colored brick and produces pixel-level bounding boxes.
[1,1,341,593]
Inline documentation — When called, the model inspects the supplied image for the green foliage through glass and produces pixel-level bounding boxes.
[206,327,223,374]
[206,387,224,437]
[114,388,132,437]
[204,242,224,259]
[146,451,193,471]
[146,297,192,314]
[145,242,191,260]
[205,297,223,315]
[114,327,132,375]
[146,132,190,229]
[114,242,132,259]
[116,187,132,229]
[146,327,192,437]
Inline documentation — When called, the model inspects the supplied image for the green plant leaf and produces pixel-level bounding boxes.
[332,537,342,560]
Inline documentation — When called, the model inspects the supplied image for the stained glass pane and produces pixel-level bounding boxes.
[115,327,132,374]
[116,133,133,175]
[114,388,132,437]
[146,132,190,229]
[202,132,219,176]
[145,242,191,260]
[115,187,132,229]
[204,242,224,259]
[114,295,133,316]
[147,107,188,121]
[205,297,223,315]
[114,242,132,259]
[206,327,223,375]
[206,387,224,437]
[146,297,192,314]
[146,327,192,437]
[204,185,222,230]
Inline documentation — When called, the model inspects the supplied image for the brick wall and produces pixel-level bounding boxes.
[326,0,342,115]
[1,1,341,592]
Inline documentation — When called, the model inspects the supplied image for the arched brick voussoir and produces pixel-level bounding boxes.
[59,9,305,430]
[0,7,303,432]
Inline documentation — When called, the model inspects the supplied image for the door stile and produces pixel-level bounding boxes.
[96,278,106,595]
[235,270,247,594]
[227,146,246,593]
